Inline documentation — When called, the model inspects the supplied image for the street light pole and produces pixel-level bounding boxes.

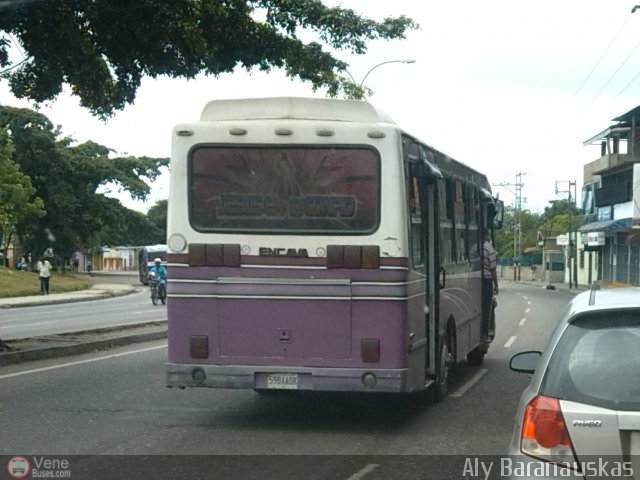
[358,59,416,89]
[345,59,416,99]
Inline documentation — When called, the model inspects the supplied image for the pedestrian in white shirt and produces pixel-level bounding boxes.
[37,256,52,295]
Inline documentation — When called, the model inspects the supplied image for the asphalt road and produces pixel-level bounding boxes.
[0,288,166,340]
[0,282,575,479]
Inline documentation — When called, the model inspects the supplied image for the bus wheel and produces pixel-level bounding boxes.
[433,337,450,402]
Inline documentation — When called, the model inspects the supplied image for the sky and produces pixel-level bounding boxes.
[3,0,640,214]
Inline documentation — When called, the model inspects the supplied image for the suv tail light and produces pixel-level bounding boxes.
[521,395,579,468]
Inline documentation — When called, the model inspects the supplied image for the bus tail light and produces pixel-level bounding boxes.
[326,245,380,269]
[361,246,380,269]
[361,338,380,363]
[189,243,240,267]
[327,245,344,268]
[520,395,579,468]
[190,335,209,359]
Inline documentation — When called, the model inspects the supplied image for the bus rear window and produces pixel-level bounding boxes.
[188,146,380,234]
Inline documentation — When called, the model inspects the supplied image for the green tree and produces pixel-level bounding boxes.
[0,106,168,261]
[98,202,164,247]
[538,199,580,238]
[494,206,540,259]
[0,126,45,264]
[0,1,417,117]
[146,199,168,242]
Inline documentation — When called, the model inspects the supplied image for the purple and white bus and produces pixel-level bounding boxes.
[166,97,502,401]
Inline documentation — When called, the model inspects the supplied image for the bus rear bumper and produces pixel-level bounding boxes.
[166,363,410,393]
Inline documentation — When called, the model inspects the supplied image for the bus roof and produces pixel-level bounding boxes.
[200,97,397,125]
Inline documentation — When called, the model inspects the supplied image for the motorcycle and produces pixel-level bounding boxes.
[148,271,166,305]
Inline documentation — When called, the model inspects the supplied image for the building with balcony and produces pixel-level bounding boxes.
[579,105,640,285]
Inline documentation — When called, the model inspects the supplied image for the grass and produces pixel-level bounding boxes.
[0,267,92,298]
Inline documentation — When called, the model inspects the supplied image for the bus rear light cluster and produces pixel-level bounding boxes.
[326,245,380,269]
[188,243,241,267]
[361,338,380,363]
[190,335,209,359]
[520,395,579,468]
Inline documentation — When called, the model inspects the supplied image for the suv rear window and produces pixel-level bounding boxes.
[189,146,380,234]
[541,312,640,411]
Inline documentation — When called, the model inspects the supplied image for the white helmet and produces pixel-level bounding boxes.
[154,258,162,263]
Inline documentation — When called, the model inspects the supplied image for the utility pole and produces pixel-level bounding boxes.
[494,171,527,281]
[555,180,578,288]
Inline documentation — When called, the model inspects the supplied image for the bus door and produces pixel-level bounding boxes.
[421,156,444,395]
[407,153,442,393]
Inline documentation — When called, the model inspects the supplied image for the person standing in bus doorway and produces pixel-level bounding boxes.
[482,228,498,339]
[37,255,52,295]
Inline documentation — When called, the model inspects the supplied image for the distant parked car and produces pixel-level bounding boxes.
[507,286,640,478]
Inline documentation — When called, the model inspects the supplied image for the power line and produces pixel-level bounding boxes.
[593,37,640,99]
[0,57,28,75]
[616,68,640,97]
[572,13,632,100]
[616,6,640,99]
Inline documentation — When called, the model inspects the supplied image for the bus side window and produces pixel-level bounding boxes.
[439,178,454,265]
[468,186,481,264]
[409,164,424,268]
[454,179,468,263]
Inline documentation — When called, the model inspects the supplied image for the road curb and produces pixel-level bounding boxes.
[0,325,167,366]
[0,287,140,309]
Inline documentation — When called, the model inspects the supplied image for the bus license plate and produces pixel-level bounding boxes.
[267,373,299,390]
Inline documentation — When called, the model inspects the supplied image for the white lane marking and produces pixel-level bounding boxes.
[346,464,380,480]
[522,296,528,300]
[527,301,532,305]
[450,368,487,398]
[0,344,167,380]
[0,322,53,329]
[504,336,517,348]
[519,318,526,326]
[525,308,531,313]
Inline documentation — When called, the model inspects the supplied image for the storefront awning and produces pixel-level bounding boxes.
[578,217,631,232]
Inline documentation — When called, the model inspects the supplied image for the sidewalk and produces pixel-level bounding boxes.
[0,282,167,366]
[0,283,138,308]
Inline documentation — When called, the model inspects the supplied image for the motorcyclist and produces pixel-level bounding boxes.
[148,258,167,298]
